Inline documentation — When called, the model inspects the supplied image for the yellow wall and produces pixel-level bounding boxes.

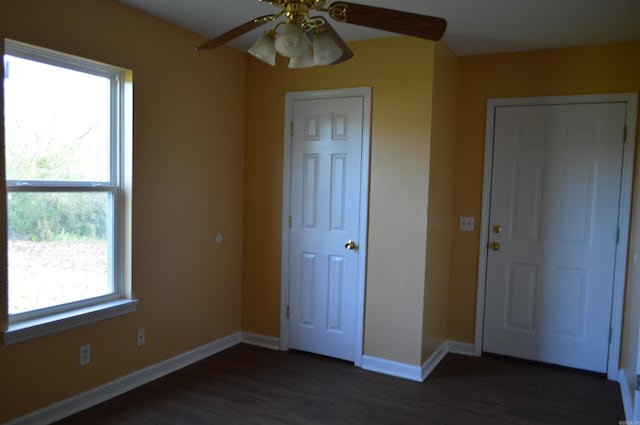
[242,36,436,365]
[421,42,459,362]
[2,3,639,421]
[448,42,640,343]
[0,1,246,422]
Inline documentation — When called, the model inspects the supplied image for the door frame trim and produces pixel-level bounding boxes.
[280,87,372,366]
[474,93,638,380]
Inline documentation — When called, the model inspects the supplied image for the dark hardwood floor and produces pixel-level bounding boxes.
[54,344,624,425]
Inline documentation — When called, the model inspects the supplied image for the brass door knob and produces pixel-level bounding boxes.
[490,242,501,251]
[345,240,358,250]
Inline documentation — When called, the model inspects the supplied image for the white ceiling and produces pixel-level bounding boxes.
[119,0,640,56]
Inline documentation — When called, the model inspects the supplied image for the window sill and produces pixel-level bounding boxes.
[3,299,138,346]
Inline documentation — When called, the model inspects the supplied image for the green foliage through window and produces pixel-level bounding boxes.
[7,192,108,242]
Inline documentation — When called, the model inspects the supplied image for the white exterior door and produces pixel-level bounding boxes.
[483,101,627,373]
[284,90,369,362]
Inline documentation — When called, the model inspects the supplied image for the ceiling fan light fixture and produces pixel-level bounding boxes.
[247,30,277,65]
[312,31,342,66]
[274,22,310,58]
[198,1,447,69]
[288,47,314,69]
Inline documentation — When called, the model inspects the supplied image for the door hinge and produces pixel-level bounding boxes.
[616,227,620,243]
[288,215,292,229]
[290,122,294,137]
[286,305,290,319]
[609,327,613,344]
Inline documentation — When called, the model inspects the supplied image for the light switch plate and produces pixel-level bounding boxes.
[80,344,91,366]
[137,328,145,347]
[459,216,475,232]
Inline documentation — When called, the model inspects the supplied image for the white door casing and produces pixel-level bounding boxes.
[281,87,371,365]
[475,94,638,379]
[635,329,640,421]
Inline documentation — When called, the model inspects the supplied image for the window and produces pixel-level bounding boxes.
[3,39,134,343]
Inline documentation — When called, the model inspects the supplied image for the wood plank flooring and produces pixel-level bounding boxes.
[54,344,624,425]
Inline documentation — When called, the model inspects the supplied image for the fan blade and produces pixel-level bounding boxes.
[328,2,446,41]
[196,15,276,51]
[316,20,354,65]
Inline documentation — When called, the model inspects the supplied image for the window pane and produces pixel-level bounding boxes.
[3,55,111,182]
[7,192,111,314]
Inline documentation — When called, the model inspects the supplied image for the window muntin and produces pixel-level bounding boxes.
[4,40,125,322]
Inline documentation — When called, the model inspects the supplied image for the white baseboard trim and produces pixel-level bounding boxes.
[618,369,634,421]
[362,340,475,383]
[241,332,280,350]
[445,340,475,356]
[6,332,242,425]
[422,340,475,380]
[422,343,448,381]
[7,333,474,423]
[361,355,423,382]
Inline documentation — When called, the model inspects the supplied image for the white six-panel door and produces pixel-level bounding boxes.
[285,92,368,362]
[483,101,627,373]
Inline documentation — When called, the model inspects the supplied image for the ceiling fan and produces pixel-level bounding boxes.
[196,0,447,68]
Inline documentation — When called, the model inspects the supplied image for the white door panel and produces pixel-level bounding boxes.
[288,95,365,362]
[483,102,627,372]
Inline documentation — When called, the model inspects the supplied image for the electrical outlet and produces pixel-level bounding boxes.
[80,344,91,366]
[137,328,145,347]
[459,216,475,232]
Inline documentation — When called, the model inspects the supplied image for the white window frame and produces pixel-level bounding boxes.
[3,39,136,345]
